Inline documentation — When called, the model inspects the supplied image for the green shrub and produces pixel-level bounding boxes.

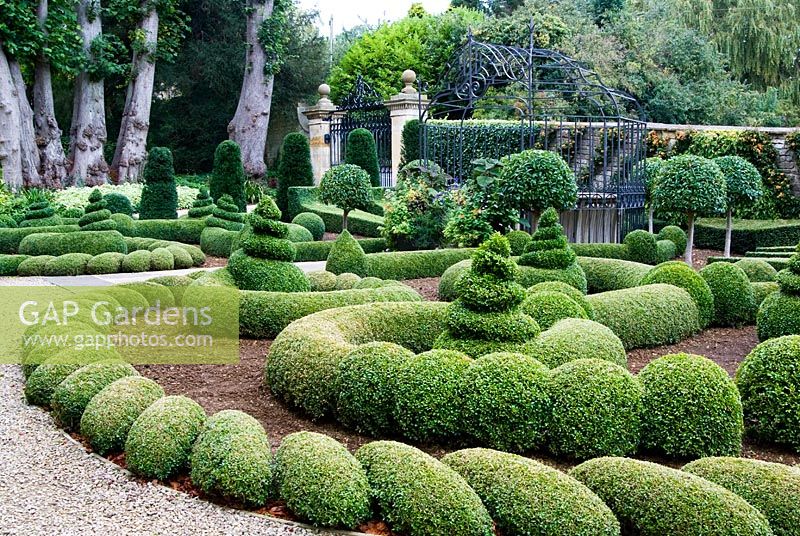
[735,258,778,282]
[199,227,237,257]
[570,457,773,536]
[307,270,337,291]
[684,457,800,536]
[394,349,471,442]
[286,222,313,242]
[16,255,54,276]
[345,128,381,187]
[528,280,593,315]
[86,252,124,274]
[325,230,367,276]
[79,376,164,455]
[352,276,386,289]
[356,441,493,536]
[42,253,92,276]
[78,189,117,231]
[518,208,577,269]
[320,164,374,231]
[167,246,193,269]
[139,148,178,220]
[444,448,620,536]
[335,272,360,289]
[641,261,715,328]
[210,141,247,211]
[20,200,59,228]
[120,282,176,308]
[640,353,743,457]
[287,186,384,237]
[758,291,800,341]
[752,281,780,306]
[276,133,314,215]
[228,250,308,292]
[588,284,700,349]
[122,218,207,244]
[267,302,447,419]
[505,230,532,256]
[291,212,325,240]
[24,349,118,406]
[520,290,588,330]
[695,218,800,254]
[125,395,207,480]
[656,239,677,263]
[657,225,688,253]
[461,352,551,452]
[121,250,153,273]
[549,359,643,458]
[51,361,139,431]
[0,225,80,254]
[530,318,627,368]
[0,254,29,275]
[570,242,629,260]
[190,410,272,506]
[700,262,757,326]
[498,150,577,222]
[736,336,800,451]
[367,248,473,280]
[149,247,174,271]
[577,256,652,293]
[187,187,215,219]
[336,342,414,435]
[624,229,659,264]
[275,431,371,528]
[293,237,386,262]
[19,230,127,257]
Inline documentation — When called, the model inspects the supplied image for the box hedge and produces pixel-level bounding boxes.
[529,318,627,368]
[735,258,778,282]
[325,230,367,276]
[287,186,384,237]
[570,457,773,536]
[79,376,164,454]
[640,261,715,328]
[43,253,93,276]
[19,230,127,257]
[639,353,743,457]
[121,250,154,273]
[752,281,780,306]
[17,255,56,276]
[0,225,80,254]
[443,448,620,536]
[355,441,493,536]
[125,395,207,480]
[366,248,474,281]
[695,218,800,253]
[548,359,643,459]
[190,410,273,507]
[657,225,688,253]
[577,256,653,293]
[519,290,588,330]
[24,348,118,406]
[700,262,757,327]
[86,252,125,274]
[274,431,371,529]
[708,255,790,271]
[0,254,29,275]
[588,284,700,349]
[291,212,325,241]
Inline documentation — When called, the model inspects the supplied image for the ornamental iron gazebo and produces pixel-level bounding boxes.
[420,26,648,242]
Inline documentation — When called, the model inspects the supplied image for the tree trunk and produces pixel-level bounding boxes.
[685,212,695,266]
[228,0,274,179]
[724,208,733,258]
[342,210,349,232]
[529,209,542,233]
[0,44,23,191]
[9,60,42,188]
[69,0,108,186]
[110,3,159,183]
[648,206,654,234]
[34,0,68,189]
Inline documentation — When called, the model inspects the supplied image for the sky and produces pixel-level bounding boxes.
[298,0,452,35]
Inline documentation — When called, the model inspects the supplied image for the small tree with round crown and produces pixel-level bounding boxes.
[714,156,763,258]
[320,164,373,232]
[79,189,117,231]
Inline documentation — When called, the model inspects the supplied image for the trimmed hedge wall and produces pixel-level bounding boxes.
[577,257,653,293]
[366,248,475,280]
[0,225,80,254]
[708,255,790,271]
[588,284,701,349]
[695,218,800,253]
[18,230,126,257]
[287,186,384,237]
[112,214,206,244]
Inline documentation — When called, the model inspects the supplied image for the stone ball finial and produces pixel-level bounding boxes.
[401,70,417,94]
[318,83,331,101]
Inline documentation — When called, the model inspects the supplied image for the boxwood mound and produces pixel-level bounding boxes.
[570,457,773,536]
[700,262,757,327]
[18,230,127,257]
[577,256,653,293]
[640,261,715,329]
[443,448,620,536]
[528,318,627,368]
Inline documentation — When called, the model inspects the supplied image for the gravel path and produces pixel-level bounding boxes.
[0,365,341,536]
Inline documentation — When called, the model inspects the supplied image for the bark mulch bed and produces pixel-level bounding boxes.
[400,278,440,301]
[201,255,228,269]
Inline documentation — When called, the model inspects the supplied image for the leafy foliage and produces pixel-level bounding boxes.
[276,133,313,216]
[499,150,577,217]
[140,148,178,220]
[210,141,247,211]
[345,129,381,187]
[320,165,374,231]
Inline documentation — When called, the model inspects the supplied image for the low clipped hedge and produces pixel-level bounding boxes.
[287,186,384,237]
[460,353,551,452]
[17,255,55,276]
[267,302,448,419]
[528,281,594,317]
[86,252,125,274]
[577,256,652,293]
[443,448,620,536]
[0,254,29,275]
[0,224,79,254]
[19,230,127,257]
[735,258,778,282]
[111,214,206,244]
[695,217,800,254]
[336,342,414,436]
[274,432,371,529]
[121,250,153,273]
[200,227,237,258]
[736,336,800,451]
[307,270,337,291]
[355,441,493,536]
[529,318,627,368]
[79,376,164,455]
[639,353,743,458]
[548,359,643,459]
[190,410,272,507]
[709,256,791,271]
[640,261,715,329]
[700,262,757,327]
[24,348,118,406]
[752,281,780,306]
[393,350,472,443]
[587,284,700,349]
[366,248,474,280]
[43,253,92,276]
[683,457,800,536]
[50,361,139,431]
[125,395,207,480]
[570,457,773,536]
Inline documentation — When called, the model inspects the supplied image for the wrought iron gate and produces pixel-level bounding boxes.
[329,75,393,187]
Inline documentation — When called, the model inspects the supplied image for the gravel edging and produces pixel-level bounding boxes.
[0,365,359,536]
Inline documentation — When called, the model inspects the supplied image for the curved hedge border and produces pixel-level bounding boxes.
[19,230,127,257]
[577,256,653,293]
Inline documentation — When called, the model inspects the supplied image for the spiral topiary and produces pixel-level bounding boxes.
[187,186,215,218]
[519,208,575,268]
[205,194,245,231]
[20,199,60,228]
[757,244,800,340]
[79,189,117,231]
[433,233,540,358]
[641,261,715,329]
[228,197,310,292]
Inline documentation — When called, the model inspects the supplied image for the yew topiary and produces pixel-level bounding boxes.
[187,186,215,218]
[79,189,116,231]
[139,147,178,220]
[345,128,381,187]
[205,194,245,231]
[277,132,314,215]
[210,140,247,211]
[325,230,367,276]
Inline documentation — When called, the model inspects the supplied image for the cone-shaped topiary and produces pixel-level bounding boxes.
[519,208,575,268]
[345,128,381,187]
[228,197,310,292]
[20,199,60,228]
[325,230,367,276]
[277,132,313,216]
[205,194,245,231]
[79,189,117,231]
[188,186,215,218]
[434,233,540,358]
[139,147,178,220]
[210,140,247,212]
[757,243,800,340]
